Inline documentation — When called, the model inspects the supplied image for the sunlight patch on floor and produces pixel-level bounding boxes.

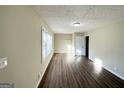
[93,58,103,74]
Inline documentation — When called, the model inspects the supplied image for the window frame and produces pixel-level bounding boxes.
[42,27,52,62]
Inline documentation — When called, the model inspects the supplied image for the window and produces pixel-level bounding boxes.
[42,28,52,61]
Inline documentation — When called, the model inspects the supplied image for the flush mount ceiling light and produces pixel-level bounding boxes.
[73,22,80,27]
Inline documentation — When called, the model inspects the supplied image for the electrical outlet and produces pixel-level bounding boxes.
[0,57,7,69]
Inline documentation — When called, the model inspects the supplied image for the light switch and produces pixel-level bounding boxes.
[0,57,7,69]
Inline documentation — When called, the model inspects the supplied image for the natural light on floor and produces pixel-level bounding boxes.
[76,49,81,55]
[93,58,103,74]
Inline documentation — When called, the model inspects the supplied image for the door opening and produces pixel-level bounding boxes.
[85,36,89,58]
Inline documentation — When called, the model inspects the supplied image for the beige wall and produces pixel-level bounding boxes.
[86,20,124,79]
[54,34,72,53]
[0,9,2,57]
[0,6,53,87]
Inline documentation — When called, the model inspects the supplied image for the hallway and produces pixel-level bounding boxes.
[39,53,124,88]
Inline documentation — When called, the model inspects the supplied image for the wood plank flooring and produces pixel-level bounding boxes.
[38,53,124,88]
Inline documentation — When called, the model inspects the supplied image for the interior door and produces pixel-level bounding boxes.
[75,36,85,55]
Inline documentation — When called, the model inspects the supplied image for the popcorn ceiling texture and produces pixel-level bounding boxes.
[33,5,124,33]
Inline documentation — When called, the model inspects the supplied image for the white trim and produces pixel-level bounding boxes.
[90,57,124,80]
[102,65,124,80]
[35,52,54,88]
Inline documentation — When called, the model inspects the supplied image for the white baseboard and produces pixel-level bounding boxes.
[89,57,124,80]
[36,52,54,88]
[102,65,124,80]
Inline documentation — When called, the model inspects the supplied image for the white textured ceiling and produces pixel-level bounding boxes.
[33,5,124,33]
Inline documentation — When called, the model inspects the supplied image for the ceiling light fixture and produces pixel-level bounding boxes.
[73,22,80,27]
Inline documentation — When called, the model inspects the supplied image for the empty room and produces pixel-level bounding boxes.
[0,5,124,88]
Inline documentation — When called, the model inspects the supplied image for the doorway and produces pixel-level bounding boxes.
[85,36,89,58]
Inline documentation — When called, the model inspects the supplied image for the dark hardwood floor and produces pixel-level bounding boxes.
[38,53,124,88]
